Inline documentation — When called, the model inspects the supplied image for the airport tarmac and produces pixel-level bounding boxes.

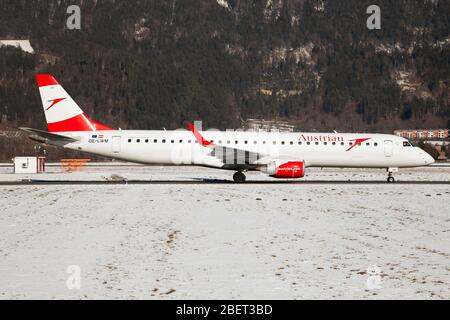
[0,162,450,183]
[0,165,449,299]
[1,180,450,185]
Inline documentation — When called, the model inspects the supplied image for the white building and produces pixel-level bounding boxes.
[13,157,45,174]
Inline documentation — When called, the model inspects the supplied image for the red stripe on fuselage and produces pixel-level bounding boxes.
[90,120,113,131]
[47,113,113,132]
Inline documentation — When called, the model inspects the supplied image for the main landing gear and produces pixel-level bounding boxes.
[386,167,398,183]
[233,171,246,183]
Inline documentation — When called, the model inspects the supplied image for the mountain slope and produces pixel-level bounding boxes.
[0,0,448,135]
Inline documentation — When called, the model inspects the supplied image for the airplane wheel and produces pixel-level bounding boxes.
[387,176,395,183]
[233,171,246,183]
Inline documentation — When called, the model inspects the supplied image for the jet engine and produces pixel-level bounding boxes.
[266,161,305,178]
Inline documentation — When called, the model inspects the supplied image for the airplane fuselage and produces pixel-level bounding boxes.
[59,130,434,169]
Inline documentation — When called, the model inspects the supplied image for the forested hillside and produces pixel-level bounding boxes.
[0,0,449,159]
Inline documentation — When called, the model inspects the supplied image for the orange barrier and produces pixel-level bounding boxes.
[61,159,91,172]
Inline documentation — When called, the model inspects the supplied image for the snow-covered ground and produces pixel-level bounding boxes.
[0,165,449,299]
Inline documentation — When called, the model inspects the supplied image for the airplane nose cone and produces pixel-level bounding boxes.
[422,151,435,166]
[425,153,435,165]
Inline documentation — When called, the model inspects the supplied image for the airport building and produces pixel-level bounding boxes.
[394,129,449,140]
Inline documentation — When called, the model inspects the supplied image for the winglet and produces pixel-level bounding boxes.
[188,122,212,146]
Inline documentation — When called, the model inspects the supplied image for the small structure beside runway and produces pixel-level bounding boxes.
[13,156,46,174]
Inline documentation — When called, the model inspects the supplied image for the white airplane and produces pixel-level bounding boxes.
[21,74,434,183]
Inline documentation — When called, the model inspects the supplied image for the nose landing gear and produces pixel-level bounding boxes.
[233,171,246,183]
[386,168,398,183]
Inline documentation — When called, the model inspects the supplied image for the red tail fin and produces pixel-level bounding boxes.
[36,74,113,132]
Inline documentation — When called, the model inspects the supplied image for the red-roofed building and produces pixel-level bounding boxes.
[394,129,449,140]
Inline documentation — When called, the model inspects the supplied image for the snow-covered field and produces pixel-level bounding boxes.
[0,165,449,299]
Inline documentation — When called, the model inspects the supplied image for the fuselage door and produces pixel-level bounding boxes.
[384,140,393,157]
[112,136,121,153]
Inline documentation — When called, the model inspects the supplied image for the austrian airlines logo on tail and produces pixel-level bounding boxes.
[46,98,67,110]
[35,74,113,132]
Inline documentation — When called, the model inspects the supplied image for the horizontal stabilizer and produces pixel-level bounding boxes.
[19,127,79,144]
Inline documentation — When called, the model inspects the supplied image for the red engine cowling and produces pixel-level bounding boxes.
[266,161,305,178]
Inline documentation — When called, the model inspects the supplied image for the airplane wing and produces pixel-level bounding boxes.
[19,127,79,145]
[188,123,267,169]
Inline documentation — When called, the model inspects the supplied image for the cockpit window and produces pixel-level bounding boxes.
[403,141,412,147]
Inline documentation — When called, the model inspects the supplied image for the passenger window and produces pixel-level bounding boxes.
[218,140,222,144]
[315,142,319,145]
[307,142,311,145]
[210,140,214,143]
[290,141,293,145]
[179,139,183,143]
[298,141,302,145]
[244,141,248,144]
[254,141,257,144]
[187,140,191,143]
[324,142,328,145]
[403,141,411,147]
[374,142,378,146]
[341,142,344,146]
[162,139,166,143]
[145,139,149,143]
[332,142,336,145]
[263,141,266,144]
[137,139,140,143]
[273,141,276,145]
[128,139,131,143]
[366,142,370,146]
[154,139,157,143]
[281,141,285,145]
[235,140,239,144]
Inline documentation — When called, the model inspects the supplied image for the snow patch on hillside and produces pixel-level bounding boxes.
[225,44,246,58]
[394,71,418,92]
[134,18,151,42]
[0,40,34,53]
[216,0,230,10]
[392,70,432,99]
[266,44,314,66]
[314,0,325,12]
[375,43,403,55]
[264,0,283,21]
